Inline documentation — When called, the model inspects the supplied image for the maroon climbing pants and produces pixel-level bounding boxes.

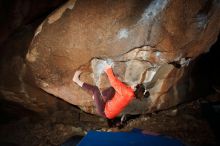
[82,83,115,117]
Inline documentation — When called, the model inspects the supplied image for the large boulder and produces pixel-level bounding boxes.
[26,0,220,115]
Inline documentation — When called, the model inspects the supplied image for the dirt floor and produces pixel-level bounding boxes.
[0,93,219,146]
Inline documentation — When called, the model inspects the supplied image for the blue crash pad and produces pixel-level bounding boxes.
[77,129,184,146]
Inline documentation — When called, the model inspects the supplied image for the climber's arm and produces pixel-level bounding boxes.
[104,67,130,95]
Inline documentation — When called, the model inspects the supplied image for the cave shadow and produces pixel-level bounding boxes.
[190,35,220,98]
[190,36,220,146]
[201,101,220,146]
[0,97,37,124]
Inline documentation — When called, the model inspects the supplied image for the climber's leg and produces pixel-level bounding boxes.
[82,83,106,117]
[101,87,115,102]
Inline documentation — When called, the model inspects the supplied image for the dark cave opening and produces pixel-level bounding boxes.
[190,36,220,98]
[190,36,220,145]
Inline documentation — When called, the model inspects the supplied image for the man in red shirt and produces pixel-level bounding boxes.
[73,62,147,119]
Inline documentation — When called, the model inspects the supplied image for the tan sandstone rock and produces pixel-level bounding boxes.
[25,0,220,115]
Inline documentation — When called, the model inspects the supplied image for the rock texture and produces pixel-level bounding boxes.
[0,0,67,45]
[26,0,220,115]
[0,0,67,114]
[0,25,58,114]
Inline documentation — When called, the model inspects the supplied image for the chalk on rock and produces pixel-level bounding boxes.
[106,59,114,67]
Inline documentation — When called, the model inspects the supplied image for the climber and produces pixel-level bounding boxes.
[72,61,148,119]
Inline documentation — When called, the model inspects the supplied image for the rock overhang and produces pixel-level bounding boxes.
[25,0,220,115]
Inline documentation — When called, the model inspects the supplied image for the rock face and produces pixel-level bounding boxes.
[26,0,220,115]
[0,25,58,114]
[0,0,67,45]
[0,0,67,114]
